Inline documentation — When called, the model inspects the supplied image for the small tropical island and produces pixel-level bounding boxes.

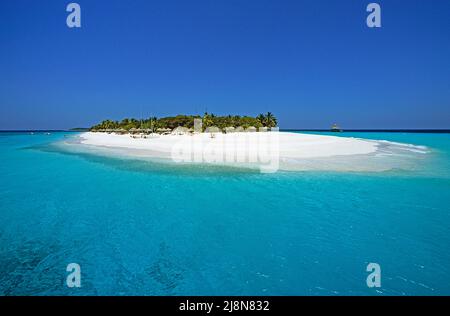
[70,111,419,172]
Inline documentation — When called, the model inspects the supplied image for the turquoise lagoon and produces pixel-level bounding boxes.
[0,131,449,295]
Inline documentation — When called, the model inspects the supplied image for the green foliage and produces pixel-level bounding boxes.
[257,112,277,128]
[90,113,277,131]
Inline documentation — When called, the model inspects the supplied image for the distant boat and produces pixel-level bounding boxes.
[331,123,343,132]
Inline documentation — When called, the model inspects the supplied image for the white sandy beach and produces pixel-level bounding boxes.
[79,131,377,158]
[66,131,428,172]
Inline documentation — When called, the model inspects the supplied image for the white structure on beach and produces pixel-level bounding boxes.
[224,126,235,134]
[172,126,190,135]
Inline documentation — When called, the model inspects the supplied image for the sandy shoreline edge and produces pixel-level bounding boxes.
[79,131,377,158]
[54,132,430,172]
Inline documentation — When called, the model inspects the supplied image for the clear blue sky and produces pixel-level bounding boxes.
[1,0,450,130]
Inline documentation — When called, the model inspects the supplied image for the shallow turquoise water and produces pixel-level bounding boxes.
[0,131,449,295]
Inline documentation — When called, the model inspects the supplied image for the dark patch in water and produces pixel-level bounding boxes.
[145,243,184,294]
[0,239,61,295]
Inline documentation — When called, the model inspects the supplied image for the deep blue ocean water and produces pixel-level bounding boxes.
[0,131,449,295]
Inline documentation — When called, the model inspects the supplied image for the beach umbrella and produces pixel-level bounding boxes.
[205,126,221,133]
[224,126,235,134]
[156,128,170,134]
[172,126,189,135]
[205,126,221,138]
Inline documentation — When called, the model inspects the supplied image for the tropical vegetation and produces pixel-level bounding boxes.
[90,112,277,132]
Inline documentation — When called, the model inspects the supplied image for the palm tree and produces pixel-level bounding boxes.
[203,112,214,130]
[265,112,277,128]
[257,113,266,126]
[149,116,157,132]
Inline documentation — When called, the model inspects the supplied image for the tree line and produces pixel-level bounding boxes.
[91,112,277,132]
